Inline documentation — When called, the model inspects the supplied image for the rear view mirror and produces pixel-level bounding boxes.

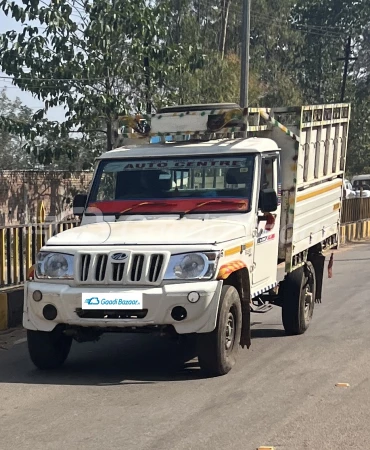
[259,189,278,213]
[73,194,87,217]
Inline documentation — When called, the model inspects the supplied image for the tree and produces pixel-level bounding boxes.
[0,90,39,169]
[346,24,370,176]
[291,1,370,174]
[292,0,370,103]
[2,0,370,176]
[155,0,304,107]
[156,52,266,107]
[0,89,100,170]
[0,0,181,164]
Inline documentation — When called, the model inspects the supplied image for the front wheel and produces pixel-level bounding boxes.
[197,285,242,377]
[282,262,316,336]
[27,328,72,370]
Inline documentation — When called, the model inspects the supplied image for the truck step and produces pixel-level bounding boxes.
[250,299,274,314]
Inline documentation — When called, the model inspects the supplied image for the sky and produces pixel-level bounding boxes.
[0,11,66,122]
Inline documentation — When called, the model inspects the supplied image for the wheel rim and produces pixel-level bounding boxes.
[304,283,313,319]
[225,311,235,351]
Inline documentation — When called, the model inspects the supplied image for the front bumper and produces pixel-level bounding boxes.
[23,280,223,334]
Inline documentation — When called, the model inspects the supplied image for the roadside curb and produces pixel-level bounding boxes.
[0,287,24,331]
[340,220,370,244]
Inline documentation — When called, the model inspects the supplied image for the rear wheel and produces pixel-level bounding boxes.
[282,262,316,335]
[197,285,242,377]
[27,328,72,370]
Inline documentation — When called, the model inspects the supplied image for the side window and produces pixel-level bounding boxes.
[261,158,274,190]
[258,157,277,210]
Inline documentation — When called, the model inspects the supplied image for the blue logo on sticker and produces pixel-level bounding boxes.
[85,297,100,305]
[84,296,140,307]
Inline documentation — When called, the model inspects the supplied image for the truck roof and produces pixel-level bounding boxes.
[98,137,279,160]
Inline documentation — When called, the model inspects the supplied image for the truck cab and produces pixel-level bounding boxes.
[79,138,281,290]
[24,103,350,376]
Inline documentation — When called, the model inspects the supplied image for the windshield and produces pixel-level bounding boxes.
[87,156,255,215]
[353,179,370,190]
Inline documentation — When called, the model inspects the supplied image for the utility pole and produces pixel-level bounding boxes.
[240,0,251,134]
[337,36,357,103]
[219,0,231,59]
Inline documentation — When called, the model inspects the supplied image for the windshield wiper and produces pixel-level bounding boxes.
[180,200,248,217]
[117,201,176,217]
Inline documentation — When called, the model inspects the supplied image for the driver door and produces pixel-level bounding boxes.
[252,154,281,286]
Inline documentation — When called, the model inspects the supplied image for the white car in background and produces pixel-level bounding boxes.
[344,179,356,199]
[352,175,370,198]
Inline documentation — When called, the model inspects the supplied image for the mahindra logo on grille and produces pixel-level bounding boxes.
[111,253,128,261]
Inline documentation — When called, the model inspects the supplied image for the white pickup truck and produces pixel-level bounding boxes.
[351,175,370,198]
[25,103,350,376]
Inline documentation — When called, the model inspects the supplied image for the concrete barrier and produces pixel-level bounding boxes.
[340,219,370,245]
[0,287,24,331]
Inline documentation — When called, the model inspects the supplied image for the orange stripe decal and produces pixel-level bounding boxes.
[225,241,254,257]
[217,260,247,280]
[225,246,242,257]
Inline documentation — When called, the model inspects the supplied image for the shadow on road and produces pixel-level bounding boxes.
[0,324,287,387]
[0,334,208,387]
[251,328,286,339]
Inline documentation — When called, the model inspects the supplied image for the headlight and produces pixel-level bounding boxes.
[164,252,219,280]
[36,252,74,279]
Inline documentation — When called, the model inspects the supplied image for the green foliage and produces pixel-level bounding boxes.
[153,52,266,107]
[0,90,38,169]
[0,89,96,170]
[291,0,370,173]
[0,0,370,175]
[0,0,182,161]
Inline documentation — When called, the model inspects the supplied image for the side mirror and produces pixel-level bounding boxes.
[259,188,278,213]
[73,194,87,217]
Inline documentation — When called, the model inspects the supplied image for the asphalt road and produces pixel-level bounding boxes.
[1,242,370,450]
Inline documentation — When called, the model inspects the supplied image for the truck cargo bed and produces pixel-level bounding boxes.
[257,104,350,272]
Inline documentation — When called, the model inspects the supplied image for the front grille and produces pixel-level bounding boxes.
[112,262,125,282]
[80,254,91,282]
[131,255,145,282]
[76,251,167,285]
[95,255,108,281]
[149,254,164,282]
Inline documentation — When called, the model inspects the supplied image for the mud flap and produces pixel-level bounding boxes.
[308,253,325,303]
[240,297,251,349]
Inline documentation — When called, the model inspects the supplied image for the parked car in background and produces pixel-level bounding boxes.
[352,175,370,197]
[343,179,356,199]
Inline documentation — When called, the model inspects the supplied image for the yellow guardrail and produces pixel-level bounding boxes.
[0,221,79,288]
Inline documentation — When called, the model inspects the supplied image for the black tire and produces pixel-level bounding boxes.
[27,328,72,370]
[197,285,242,377]
[282,262,316,336]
